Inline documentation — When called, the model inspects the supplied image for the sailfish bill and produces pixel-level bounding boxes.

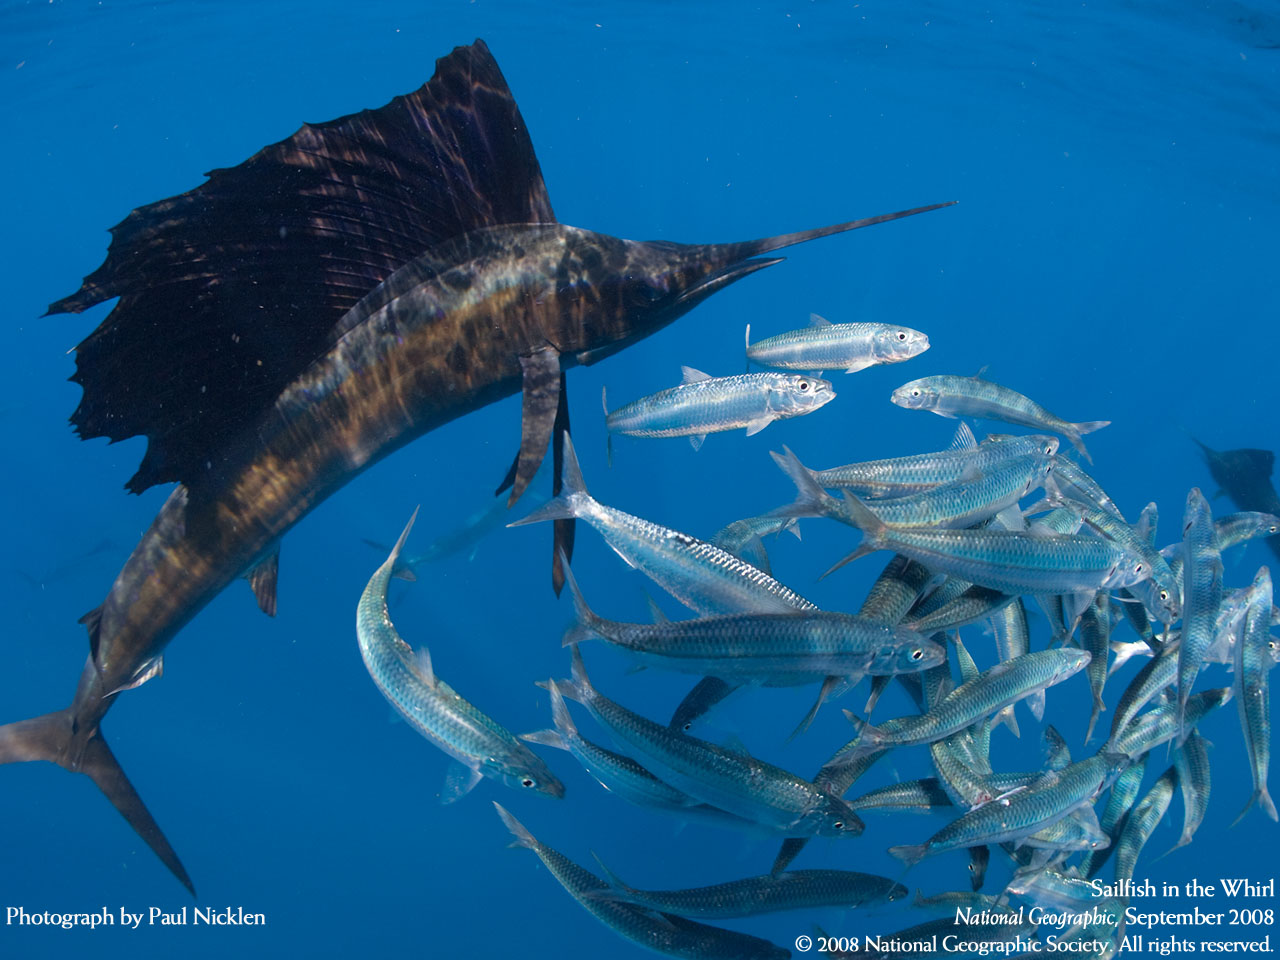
[2,38,954,892]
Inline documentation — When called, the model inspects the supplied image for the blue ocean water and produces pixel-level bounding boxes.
[2,1,1278,958]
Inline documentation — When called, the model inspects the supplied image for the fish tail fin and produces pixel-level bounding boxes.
[887,843,928,867]
[835,709,886,759]
[769,446,834,520]
[819,498,883,579]
[0,707,195,896]
[557,549,603,647]
[1231,786,1279,827]
[388,506,421,565]
[509,434,589,527]
[567,643,595,704]
[1067,422,1109,465]
[493,801,537,850]
[535,677,582,704]
[1074,420,1111,437]
[519,680,574,751]
[546,681,579,742]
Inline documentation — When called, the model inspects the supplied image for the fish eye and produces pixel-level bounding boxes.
[798,380,810,391]
[897,331,907,341]
[911,648,924,661]
[521,777,537,788]
[911,389,921,397]
[1159,590,1169,601]
[683,722,693,732]
[1270,525,1278,534]
[1134,562,1145,575]
[833,820,845,830]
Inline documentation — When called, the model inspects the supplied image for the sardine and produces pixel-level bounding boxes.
[1178,488,1224,742]
[561,559,943,682]
[831,493,1147,598]
[801,428,1058,498]
[586,862,906,917]
[1232,569,1277,823]
[830,649,1091,762]
[745,313,929,375]
[887,752,1129,866]
[357,510,563,802]
[494,804,789,960]
[891,373,1109,463]
[549,647,863,838]
[605,368,834,451]
[1115,766,1178,882]
[513,434,816,615]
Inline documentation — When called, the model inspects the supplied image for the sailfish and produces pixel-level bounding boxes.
[0,39,952,893]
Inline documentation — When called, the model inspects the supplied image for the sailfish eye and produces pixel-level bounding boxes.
[634,280,665,303]
[1270,525,1278,534]
[833,820,845,830]
[521,777,537,788]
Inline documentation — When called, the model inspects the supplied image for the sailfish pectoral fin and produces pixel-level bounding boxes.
[509,346,562,509]
[551,372,575,597]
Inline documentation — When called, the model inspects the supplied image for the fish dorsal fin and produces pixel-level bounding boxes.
[50,40,556,495]
[410,646,438,690]
[643,593,671,624]
[973,365,990,380]
[1044,724,1071,770]
[681,366,714,384]
[246,549,280,617]
[809,313,833,327]
[79,605,105,662]
[950,422,978,451]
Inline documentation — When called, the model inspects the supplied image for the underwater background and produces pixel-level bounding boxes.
[2,1,1278,958]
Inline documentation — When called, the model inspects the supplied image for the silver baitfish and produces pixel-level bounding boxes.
[745,313,929,375]
[521,682,753,827]
[887,752,1130,867]
[831,492,1147,598]
[561,559,943,683]
[891,373,1110,464]
[357,510,564,801]
[586,861,906,918]
[494,804,789,960]
[1106,687,1233,760]
[1115,766,1178,883]
[605,366,834,451]
[1178,488,1224,743]
[801,425,1059,498]
[830,649,1091,762]
[1233,567,1277,823]
[772,446,1053,534]
[549,646,863,838]
[513,434,816,615]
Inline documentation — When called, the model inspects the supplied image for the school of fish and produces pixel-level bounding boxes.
[361,318,1278,960]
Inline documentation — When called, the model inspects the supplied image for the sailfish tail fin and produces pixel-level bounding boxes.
[0,708,195,896]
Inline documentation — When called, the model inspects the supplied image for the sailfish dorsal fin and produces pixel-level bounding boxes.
[48,39,555,495]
